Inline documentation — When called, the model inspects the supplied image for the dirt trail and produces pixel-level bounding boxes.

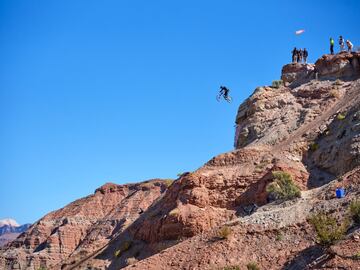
[228,186,323,229]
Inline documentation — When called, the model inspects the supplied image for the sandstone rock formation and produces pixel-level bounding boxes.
[281,62,315,85]
[1,53,360,270]
[0,180,168,269]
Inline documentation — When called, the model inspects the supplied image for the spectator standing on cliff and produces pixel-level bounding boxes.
[292,47,298,62]
[303,48,308,63]
[346,39,353,52]
[330,37,335,54]
[297,49,303,63]
[339,36,345,51]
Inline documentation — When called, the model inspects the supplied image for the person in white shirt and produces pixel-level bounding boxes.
[346,40,353,52]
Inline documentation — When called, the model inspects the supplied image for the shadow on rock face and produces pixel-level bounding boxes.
[281,245,325,270]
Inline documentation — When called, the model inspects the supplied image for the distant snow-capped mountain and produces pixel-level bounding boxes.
[0,218,19,227]
[0,219,31,247]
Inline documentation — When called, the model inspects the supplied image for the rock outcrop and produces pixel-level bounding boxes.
[281,52,360,87]
[0,180,168,270]
[281,62,315,85]
[315,51,360,80]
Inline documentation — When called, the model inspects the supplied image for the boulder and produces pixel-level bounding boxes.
[281,63,315,85]
[315,51,360,79]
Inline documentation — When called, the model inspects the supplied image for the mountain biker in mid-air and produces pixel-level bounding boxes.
[217,86,232,102]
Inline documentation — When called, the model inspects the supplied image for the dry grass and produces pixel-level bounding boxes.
[126,257,139,266]
[218,226,231,240]
[246,262,260,270]
[329,89,340,99]
[169,208,180,216]
[163,179,174,187]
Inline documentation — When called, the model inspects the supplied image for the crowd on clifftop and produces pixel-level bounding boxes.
[291,35,355,63]
[291,48,308,63]
[330,36,353,55]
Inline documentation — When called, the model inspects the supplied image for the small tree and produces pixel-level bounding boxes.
[218,226,231,240]
[246,262,260,270]
[222,266,240,270]
[266,171,301,201]
[308,213,349,246]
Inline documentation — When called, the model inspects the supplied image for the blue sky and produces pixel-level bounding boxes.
[1,0,359,224]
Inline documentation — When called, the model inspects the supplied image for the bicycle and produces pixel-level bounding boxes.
[216,93,232,103]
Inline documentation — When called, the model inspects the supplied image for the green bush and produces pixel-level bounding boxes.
[272,80,284,89]
[218,226,231,240]
[349,200,360,225]
[309,142,319,151]
[266,171,301,201]
[308,213,349,246]
[337,113,346,120]
[163,179,174,187]
[275,232,283,241]
[246,262,260,270]
[114,240,132,258]
[114,250,121,258]
[221,266,240,270]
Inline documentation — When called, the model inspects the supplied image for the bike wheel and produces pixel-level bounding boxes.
[226,96,232,103]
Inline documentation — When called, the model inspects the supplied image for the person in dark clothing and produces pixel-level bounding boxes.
[219,86,229,99]
[298,49,303,63]
[339,36,345,51]
[303,48,308,63]
[292,47,298,62]
[217,86,232,102]
[330,37,335,54]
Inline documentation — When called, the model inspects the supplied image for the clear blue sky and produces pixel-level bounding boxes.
[1,0,359,224]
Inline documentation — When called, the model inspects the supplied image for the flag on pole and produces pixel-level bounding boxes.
[295,29,305,35]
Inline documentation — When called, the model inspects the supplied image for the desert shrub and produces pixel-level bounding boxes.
[266,171,301,201]
[337,113,346,120]
[37,267,47,270]
[255,161,269,173]
[163,179,174,187]
[114,241,132,258]
[218,226,231,240]
[275,232,283,241]
[309,142,319,151]
[222,266,240,270]
[334,79,343,86]
[308,213,349,246]
[169,208,179,216]
[272,80,284,89]
[246,262,260,270]
[329,89,340,99]
[126,257,139,266]
[354,251,360,260]
[349,200,360,225]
